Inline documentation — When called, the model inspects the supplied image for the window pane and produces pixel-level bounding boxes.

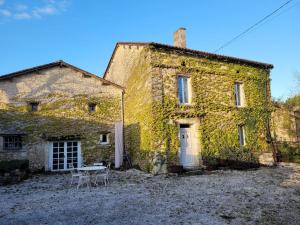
[3,136,22,150]
[238,126,245,146]
[178,77,183,103]
[102,134,107,143]
[183,77,188,103]
[235,83,241,106]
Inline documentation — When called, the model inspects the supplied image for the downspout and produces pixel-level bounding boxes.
[121,89,131,167]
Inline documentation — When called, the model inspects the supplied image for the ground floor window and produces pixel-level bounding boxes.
[3,135,22,150]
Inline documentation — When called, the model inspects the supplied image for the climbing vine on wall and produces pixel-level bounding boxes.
[0,93,121,165]
[124,46,272,171]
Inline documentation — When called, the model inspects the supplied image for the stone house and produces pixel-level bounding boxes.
[0,28,275,173]
[0,61,124,171]
[272,103,300,143]
[104,28,274,173]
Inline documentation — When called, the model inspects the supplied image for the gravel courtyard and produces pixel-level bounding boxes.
[0,163,299,225]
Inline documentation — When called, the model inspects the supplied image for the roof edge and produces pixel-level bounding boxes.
[103,42,273,79]
[0,60,125,90]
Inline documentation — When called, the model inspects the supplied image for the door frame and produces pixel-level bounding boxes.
[176,118,201,169]
[48,140,82,171]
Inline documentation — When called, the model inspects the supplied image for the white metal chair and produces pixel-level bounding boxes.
[77,171,91,189]
[95,162,111,186]
[69,163,82,185]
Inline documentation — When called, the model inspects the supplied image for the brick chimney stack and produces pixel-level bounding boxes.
[173,28,186,48]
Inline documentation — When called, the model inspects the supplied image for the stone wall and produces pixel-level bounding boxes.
[104,44,145,87]
[0,65,123,171]
[271,104,299,143]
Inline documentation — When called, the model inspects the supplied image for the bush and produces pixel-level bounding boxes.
[219,147,258,163]
[0,160,29,173]
[203,147,259,170]
[278,142,299,160]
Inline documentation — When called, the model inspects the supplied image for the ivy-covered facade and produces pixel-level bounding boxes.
[104,33,274,173]
[0,29,275,173]
[0,61,123,171]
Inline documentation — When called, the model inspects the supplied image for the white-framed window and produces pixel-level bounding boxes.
[238,125,246,146]
[99,133,109,145]
[234,82,245,107]
[177,76,191,104]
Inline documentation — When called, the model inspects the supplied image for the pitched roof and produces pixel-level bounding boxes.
[103,42,273,79]
[0,60,124,90]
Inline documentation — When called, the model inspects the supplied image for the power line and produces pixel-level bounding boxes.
[214,0,294,53]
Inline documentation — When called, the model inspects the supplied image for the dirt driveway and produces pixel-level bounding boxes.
[0,163,299,225]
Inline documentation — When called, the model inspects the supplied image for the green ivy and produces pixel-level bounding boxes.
[124,47,272,171]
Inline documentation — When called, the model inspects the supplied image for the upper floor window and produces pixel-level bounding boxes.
[3,135,22,151]
[29,102,39,112]
[238,125,246,146]
[178,76,190,104]
[88,103,97,112]
[234,82,245,107]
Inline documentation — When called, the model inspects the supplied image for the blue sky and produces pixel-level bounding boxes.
[0,0,299,99]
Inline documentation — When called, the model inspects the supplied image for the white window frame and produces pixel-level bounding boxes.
[234,82,246,107]
[177,75,192,105]
[238,125,246,146]
[48,141,82,171]
[99,133,110,145]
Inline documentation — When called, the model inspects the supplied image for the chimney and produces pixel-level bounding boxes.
[173,27,186,48]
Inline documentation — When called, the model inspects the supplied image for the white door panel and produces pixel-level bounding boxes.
[179,128,199,168]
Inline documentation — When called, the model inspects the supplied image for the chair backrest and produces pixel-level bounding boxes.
[69,163,74,169]
[69,163,76,175]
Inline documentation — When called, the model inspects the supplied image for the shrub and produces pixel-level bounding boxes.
[278,142,299,159]
[203,147,259,170]
[0,160,29,173]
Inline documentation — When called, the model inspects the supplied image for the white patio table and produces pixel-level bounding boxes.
[77,166,107,172]
[76,166,107,188]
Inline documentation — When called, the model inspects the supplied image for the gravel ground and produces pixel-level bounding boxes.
[0,163,299,225]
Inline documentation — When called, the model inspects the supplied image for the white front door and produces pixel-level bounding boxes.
[179,127,199,168]
[49,141,82,171]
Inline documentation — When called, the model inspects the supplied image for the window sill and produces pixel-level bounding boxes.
[179,103,193,107]
[99,143,111,147]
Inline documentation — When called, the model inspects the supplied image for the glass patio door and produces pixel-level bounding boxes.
[50,141,81,171]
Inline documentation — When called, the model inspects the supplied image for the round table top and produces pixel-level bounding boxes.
[77,166,107,171]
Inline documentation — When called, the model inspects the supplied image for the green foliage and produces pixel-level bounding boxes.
[125,46,272,171]
[0,93,121,165]
[219,147,258,163]
[278,142,300,159]
[285,94,300,108]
